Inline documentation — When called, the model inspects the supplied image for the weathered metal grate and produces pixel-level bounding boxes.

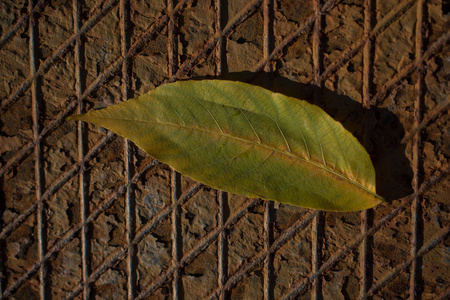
[0,0,449,299]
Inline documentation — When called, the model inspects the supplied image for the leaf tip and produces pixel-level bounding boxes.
[377,194,387,203]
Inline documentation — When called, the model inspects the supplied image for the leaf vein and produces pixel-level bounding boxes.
[238,108,262,143]
[266,115,292,153]
[321,111,353,179]
[209,144,256,183]
[101,117,378,198]
[191,94,224,134]
[225,149,276,190]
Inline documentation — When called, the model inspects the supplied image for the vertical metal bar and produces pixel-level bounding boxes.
[215,0,225,76]
[215,1,229,299]
[312,0,324,299]
[168,0,178,79]
[73,1,90,299]
[362,0,375,108]
[0,0,48,51]
[263,203,274,300]
[360,209,374,300]
[360,0,375,299]
[411,0,425,299]
[171,170,182,300]
[263,1,274,299]
[29,0,48,298]
[263,0,273,85]
[218,191,229,300]
[311,214,324,300]
[121,0,136,299]
[312,0,323,89]
[167,1,182,299]
[0,185,4,295]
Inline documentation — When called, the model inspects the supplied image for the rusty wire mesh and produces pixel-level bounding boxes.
[0,0,449,299]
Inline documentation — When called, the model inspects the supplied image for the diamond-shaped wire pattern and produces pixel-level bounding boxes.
[0,0,449,299]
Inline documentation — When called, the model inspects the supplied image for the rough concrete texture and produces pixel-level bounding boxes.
[0,0,449,299]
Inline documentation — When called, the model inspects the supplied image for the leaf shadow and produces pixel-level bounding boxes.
[187,72,414,201]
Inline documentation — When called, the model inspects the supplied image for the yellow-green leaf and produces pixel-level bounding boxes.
[68,80,384,211]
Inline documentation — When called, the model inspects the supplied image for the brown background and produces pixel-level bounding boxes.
[0,0,449,299]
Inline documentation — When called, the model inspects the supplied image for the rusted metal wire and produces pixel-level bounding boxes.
[368,226,450,297]
[253,0,339,75]
[360,0,376,299]
[137,198,262,300]
[167,0,263,83]
[119,0,137,299]
[263,1,275,299]
[64,181,202,300]
[318,0,416,84]
[0,98,77,178]
[215,1,229,299]
[312,0,325,299]
[371,29,450,107]
[73,0,91,298]
[280,165,450,299]
[410,1,426,299]
[0,130,116,241]
[402,96,450,144]
[1,160,159,300]
[1,1,449,299]
[167,1,183,298]
[0,0,48,50]
[206,211,319,300]
[1,0,120,112]
[0,0,192,243]
[29,0,48,298]
[217,190,229,300]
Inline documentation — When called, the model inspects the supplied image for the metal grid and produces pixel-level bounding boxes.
[0,0,449,299]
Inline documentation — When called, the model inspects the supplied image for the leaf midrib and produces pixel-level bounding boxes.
[101,116,379,199]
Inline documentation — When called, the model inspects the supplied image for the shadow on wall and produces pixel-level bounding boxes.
[188,72,414,201]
